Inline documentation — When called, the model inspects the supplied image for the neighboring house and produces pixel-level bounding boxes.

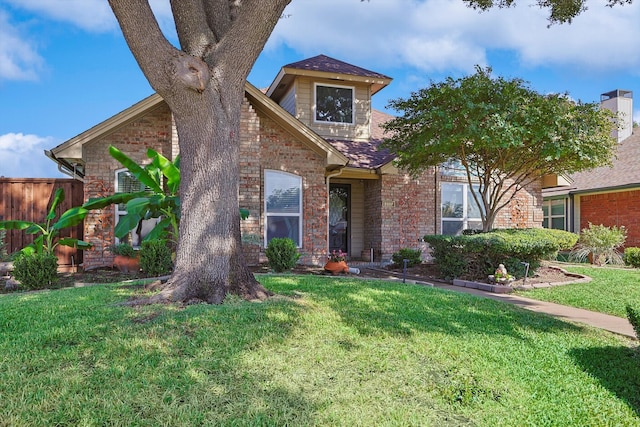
[46,55,544,270]
[542,90,640,247]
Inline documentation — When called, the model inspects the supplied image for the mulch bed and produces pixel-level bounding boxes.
[2,263,579,294]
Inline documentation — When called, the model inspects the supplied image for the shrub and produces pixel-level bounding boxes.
[265,238,300,273]
[391,248,422,268]
[139,240,173,277]
[626,305,640,340]
[12,252,58,290]
[623,247,640,268]
[423,228,575,281]
[109,243,136,257]
[570,223,626,266]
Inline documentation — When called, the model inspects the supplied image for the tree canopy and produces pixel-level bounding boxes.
[463,0,633,25]
[382,66,617,231]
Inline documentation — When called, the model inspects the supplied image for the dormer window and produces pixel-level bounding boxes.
[315,83,354,124]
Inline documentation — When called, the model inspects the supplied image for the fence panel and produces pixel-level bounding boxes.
[0,178,84,270]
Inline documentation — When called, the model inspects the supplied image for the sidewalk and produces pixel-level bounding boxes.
[434,283,637,339]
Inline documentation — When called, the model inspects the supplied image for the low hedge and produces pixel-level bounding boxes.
[423,228,578,281]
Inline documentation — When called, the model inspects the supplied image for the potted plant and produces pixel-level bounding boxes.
[109,242,140,273]
[325,249,349,274]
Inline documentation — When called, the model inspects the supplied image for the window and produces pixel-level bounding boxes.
[114,169,157,247]
[441,182,483,235]
[264,170,302,247]
[315,84,354,124]
[542,199,567,230]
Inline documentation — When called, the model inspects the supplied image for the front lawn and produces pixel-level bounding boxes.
[516,265,640,317]
[1,276,638,426]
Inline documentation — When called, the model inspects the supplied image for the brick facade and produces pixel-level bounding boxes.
[79,98,543,269]
[82,104,174,270]
[580,190,640,248]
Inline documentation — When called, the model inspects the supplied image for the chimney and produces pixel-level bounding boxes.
[601,89,633,143]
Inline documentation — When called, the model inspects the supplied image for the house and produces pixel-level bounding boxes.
[542,90,640,248]
[46,55,544,270]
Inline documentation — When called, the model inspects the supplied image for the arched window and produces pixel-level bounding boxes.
[264,170,302,247]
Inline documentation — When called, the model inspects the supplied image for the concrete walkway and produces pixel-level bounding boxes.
[433,282,637,339]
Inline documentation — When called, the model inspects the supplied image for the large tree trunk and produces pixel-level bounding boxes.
[148,82,270,304]
[108,0,290,304]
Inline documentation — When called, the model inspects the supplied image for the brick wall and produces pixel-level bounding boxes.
[82,104,174,270]
[375,169,437,262]
[580,190,640,247]
[255,113,327,265]
[493,179,544,230]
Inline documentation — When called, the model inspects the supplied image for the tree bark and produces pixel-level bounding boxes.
[108,0,289,304]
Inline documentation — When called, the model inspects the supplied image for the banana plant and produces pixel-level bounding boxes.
[0,188,91,255]
[83,145,181,244]
[84,145,251,245]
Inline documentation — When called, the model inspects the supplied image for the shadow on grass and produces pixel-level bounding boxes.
[569,345,640,417]
[264,276,583,342]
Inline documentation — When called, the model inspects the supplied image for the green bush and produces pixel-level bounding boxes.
[391,248,422,268]
[623,247,640,268]
[423,228,575,281]
[139,240,173,277]
[109,243,136,257]
[570,223,626,266]
[12,252,58,290]
[265,238,300,273]
[626,305,640,341]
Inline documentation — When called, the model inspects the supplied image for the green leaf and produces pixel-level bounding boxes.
[82,191,149,210]
[143,217,172,241]
[109,145,163,193]
[148,148,180,194]
[52,207,89,231]
[47,188,65,221]
[240,208,250,220]
[58,238,92,250]
[114,214,143,239]
[0,220,36,231]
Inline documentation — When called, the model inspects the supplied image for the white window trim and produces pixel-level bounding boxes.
[264,170,303,248]
[314,82,355,125]
[441,182,483,235]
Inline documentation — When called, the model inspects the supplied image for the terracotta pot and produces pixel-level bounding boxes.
[114,255,140,273]
[324,260,348,274]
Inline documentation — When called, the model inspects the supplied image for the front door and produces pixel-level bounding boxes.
[329,184,350,255]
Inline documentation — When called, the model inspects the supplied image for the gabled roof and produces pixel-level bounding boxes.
[47,82,349,177]
[267,54,392,101]
[543,127,640,197]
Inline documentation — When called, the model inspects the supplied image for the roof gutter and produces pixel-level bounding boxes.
[44,150,85,182]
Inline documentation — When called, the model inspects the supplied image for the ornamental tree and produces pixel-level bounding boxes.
[382,66,617,232]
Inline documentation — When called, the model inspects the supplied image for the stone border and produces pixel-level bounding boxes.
[452,266,592,294]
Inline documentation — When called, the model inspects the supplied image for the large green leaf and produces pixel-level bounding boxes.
[52,207,89,231]
[143,217,172,241]
[47,188,65,221]
[58,238,92,250]
[148,148,180,193]
[0,220,36,231]
[83,191,149,210]
[109,145,163,193]
[114,214,143,239]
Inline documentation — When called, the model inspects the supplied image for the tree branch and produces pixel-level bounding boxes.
[170,0,217,56]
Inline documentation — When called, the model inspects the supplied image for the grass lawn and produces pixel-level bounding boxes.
[1,275,638,426]
[515,265,640,318]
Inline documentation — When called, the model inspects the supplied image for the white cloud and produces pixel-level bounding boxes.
[0,10,43,81]
[269,0,640,74]
[3,0,117,32]
[0,133,63,178]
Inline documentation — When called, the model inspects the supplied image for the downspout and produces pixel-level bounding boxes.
[326,167,345,257]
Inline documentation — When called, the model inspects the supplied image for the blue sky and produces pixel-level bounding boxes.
[1,0,639,178]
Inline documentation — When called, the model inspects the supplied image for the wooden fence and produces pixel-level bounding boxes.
[0,178,84,270]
